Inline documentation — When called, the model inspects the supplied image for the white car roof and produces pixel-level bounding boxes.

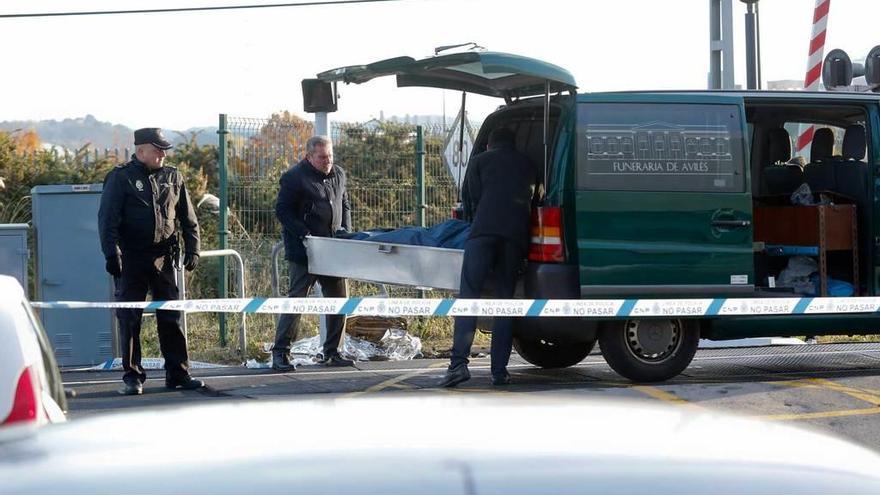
[0,275,25,302]
[2,395,880,494]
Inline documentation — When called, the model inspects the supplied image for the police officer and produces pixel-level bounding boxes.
[272,135,353,371]
[440,127,538,387]
[98,127,202,396]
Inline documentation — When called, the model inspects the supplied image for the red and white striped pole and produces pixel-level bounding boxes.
[796,0,831,153]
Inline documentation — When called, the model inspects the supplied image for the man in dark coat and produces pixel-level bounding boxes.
[98,127,202,396]
[272,135,353,371]
[440,127,538,387]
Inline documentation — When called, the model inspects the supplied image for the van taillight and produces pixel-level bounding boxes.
[2,366,39,426]
[451,202,464,220]
[528,206,564,262]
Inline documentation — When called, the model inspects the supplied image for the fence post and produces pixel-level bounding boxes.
[415,125,426,227]
[217,114,229,347]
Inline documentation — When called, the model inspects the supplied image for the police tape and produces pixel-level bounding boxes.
[28,296,880,318]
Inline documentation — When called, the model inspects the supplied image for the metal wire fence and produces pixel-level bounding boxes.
[222,116,471,340]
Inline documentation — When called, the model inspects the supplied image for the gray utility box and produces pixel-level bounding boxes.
[0,224,29,297]
[32,184,115,366]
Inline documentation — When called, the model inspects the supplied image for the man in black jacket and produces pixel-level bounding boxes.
[272,135,353,371]
[98,127,202,396]
[440,127,538,387]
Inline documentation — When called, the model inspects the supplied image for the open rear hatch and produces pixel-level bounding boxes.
[316,51,576,101]
[305,51,576,289]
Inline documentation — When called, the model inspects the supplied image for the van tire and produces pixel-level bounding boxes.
[598,319,699,382]
[513,337,595,369]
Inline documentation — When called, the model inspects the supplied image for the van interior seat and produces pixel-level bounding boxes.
[810,127,835,161]
[824,124,870,292]
[842,123,867,161]
[761,128,804,196]
[831,124,869,205]
[804,127,837,192]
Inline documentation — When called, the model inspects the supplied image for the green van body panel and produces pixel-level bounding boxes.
[564,93,754,293]
[572,191,753,288]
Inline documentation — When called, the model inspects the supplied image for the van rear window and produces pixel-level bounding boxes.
[577,103,745,192]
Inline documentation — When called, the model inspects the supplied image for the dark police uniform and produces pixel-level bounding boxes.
[98,155,200,388]
[273,157,351,366]
[446,130,538,385]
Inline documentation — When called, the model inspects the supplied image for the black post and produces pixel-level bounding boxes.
[709,0,721,89]
[742,0,759,90]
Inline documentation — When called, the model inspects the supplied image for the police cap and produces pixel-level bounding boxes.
[133,128,173,150]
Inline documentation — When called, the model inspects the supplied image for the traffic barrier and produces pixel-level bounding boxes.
[795,0,830,151]
[30,295,880,318]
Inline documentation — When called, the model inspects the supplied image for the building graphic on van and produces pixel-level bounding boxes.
[579,107,744,193]
[585,121,733,163]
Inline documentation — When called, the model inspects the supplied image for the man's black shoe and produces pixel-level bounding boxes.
[439,366,470,388]
[318,352,354,367]
[118,382,143,396]
[272,352,296,372]
[165,376,205,390]
[492,374,511,386]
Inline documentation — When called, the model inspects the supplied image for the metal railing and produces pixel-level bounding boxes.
[178,248,247,355]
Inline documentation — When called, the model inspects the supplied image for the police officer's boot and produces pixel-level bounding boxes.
[439,364,470,388]
[272,350,296,372]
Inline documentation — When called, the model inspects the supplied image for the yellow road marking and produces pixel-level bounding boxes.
[345,362,447,397]
[631,381,880,421]
[806,378,880,405]
[757,407,880,421]
[771,378,880,406]
[631,386,702,410]
[440,387,508,394]
[388,383,415,390]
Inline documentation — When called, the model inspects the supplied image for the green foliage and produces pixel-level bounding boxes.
[0,130,117,223]
[333,120,456,230]
[169,130,219,194]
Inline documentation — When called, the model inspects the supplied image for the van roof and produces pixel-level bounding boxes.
[580,89,880,102]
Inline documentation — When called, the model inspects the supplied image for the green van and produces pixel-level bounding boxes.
[305,50,879,382]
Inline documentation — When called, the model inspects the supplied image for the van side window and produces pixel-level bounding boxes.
[577,103,745,192]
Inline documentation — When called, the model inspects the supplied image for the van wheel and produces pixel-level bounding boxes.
[598,319,699,382]
[513,337,595,369]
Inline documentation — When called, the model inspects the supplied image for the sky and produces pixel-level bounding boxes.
[1,0,879,130]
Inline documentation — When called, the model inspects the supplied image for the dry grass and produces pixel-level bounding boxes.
[815,334,880,344]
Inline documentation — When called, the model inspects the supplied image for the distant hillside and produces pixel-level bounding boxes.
[0,115,218,152]
[0,113,481,153]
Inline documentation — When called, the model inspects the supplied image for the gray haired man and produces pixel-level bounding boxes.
[272,136,353,371]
